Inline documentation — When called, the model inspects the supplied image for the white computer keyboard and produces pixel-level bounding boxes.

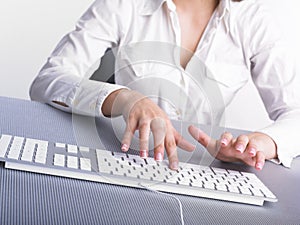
[0,134,277,206]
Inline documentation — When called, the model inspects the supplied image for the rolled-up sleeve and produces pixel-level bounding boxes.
[29,0,129,117]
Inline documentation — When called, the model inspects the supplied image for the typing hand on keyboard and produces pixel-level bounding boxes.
[0,133,277,206]
[102,89,196,171]
[188,125,278,171]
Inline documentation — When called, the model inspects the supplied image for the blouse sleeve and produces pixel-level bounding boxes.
[245,4,300,167]
[29,0,131,117]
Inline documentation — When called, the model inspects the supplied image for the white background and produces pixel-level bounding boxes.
[0,0,299,130]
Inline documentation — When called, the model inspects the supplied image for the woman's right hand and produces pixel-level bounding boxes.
[102,89,195,170]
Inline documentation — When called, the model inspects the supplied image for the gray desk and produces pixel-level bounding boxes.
[0,96,299,225]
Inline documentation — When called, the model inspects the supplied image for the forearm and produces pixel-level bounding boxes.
[102,89,151,118]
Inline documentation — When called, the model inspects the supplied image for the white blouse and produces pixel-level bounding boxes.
[30,0,300,167]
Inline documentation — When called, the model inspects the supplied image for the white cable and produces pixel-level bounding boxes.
[138,183,185,225]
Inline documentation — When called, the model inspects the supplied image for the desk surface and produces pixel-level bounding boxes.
[0,96,299,225]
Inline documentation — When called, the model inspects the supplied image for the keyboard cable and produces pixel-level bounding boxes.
[138,183,185,225]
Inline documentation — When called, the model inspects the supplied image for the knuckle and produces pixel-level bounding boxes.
[139,121,149,130]
[154,143,164,151]
[257,151,265,159]
[151,118,166,130]
[165,140,176,150]
[127,113,136,123]
[223,131,232,138]
[237,134,248,143]
[239,134,248,140]
[152,116,166,124]
[248,139,258,148]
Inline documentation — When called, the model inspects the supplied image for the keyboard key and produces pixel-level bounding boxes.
[67,156,78,169]
[145,157,157,165]
[165,176,179,184]
[228,186,240,194]
[80,158,91,171]
[239,187,252,195]
[112,168,126,176]
[21,139,36,162]
[97,149,113,160]
[7,136,24,160]
[215,184,228,192]
[261,188,277,199]
[113,152,127,158]
[203,182,216,190]
[0,134,12,157]
[79,146,90,152]
[54,154,65,167]
[211,167,228,175]
[67,144,78,154]
[55,143,65,148]
[127,154,146,166]
[251,188,265,197]
[178,178,192,186]
[35,148,47,164]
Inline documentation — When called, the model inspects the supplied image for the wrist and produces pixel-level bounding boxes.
[252,132,278,160]
[102,89,131,117]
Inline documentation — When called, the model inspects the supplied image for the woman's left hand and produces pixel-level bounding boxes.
[188,125,278,170]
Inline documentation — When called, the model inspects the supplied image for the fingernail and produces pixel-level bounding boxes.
[170,161,178,170]
[249,147,256,156]
[155,152,163,162]
[221,138,228,146]
[140,150,148,159]
[256,163,263,170]
[236,144,244,152]
[121,144,129,152]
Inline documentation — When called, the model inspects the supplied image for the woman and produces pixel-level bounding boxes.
[30,0,300,170]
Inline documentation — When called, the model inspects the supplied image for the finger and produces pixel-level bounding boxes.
[255,151,265,170]
[234,135,249,153]
[220,132,233,147]
[164,131,178,170]
[174,131,195,152]
[121,119,138,152]
[150,118,166,161]
[245,140,258,157]
[138,119,151,158]
[188,125,217,153]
